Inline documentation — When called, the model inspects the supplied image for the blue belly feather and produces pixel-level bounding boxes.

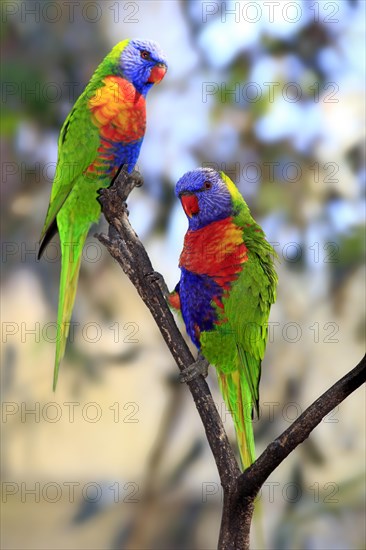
[179,267,223,348]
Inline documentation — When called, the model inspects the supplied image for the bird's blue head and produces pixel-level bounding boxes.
[176,168,236,231]
[120,39,167,96]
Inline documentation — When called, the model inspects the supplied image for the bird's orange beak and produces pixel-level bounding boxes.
[148,63,167,84]
[180,193,199,218]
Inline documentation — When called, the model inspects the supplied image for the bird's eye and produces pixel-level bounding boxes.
[141,50,150,60]
[204,181,212,190]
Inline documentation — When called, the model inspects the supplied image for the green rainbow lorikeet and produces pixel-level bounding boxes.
[169,168,277,469]
[38,39,167,390]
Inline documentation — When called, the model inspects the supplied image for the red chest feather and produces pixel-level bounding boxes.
[179,218,248,289]
[88,76,146,143]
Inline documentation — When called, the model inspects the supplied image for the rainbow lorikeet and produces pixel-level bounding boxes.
[169,168,277,469]
[38,39,167,390]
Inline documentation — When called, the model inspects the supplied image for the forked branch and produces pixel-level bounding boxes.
[96,169,366,550]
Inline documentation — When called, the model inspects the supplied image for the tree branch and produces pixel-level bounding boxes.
[96,169,366,550]
[239,354,366,498]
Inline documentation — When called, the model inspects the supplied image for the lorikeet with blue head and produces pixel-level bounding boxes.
[169,168,277,469]
[38,39,167,390]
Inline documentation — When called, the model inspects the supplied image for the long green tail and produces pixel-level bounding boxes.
[219,365,266,547]
[217,368,256,469]
[53,223,89,391]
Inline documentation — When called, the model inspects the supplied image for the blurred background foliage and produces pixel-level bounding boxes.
[1,1,365,549]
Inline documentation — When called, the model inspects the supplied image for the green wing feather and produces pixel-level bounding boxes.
[237,344,260,416]
[217,249,276,468]
[39,102,101,252]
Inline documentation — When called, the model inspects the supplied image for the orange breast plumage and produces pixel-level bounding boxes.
[179,217,248,289]
[88,76,146,143]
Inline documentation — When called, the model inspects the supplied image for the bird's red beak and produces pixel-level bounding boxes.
[180,194,199,218]
[148,63,167,84]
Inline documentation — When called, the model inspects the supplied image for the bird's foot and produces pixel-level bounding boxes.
[129,169,144,188]
[145,271,170,298]
[106,166,143,205]
[121,201,129,216]
[113,170,142,203]
[180,354,210,383]
[97,186,108,203]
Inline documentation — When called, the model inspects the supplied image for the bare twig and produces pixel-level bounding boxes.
[239,355,366,497]
[96,169,366,550]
